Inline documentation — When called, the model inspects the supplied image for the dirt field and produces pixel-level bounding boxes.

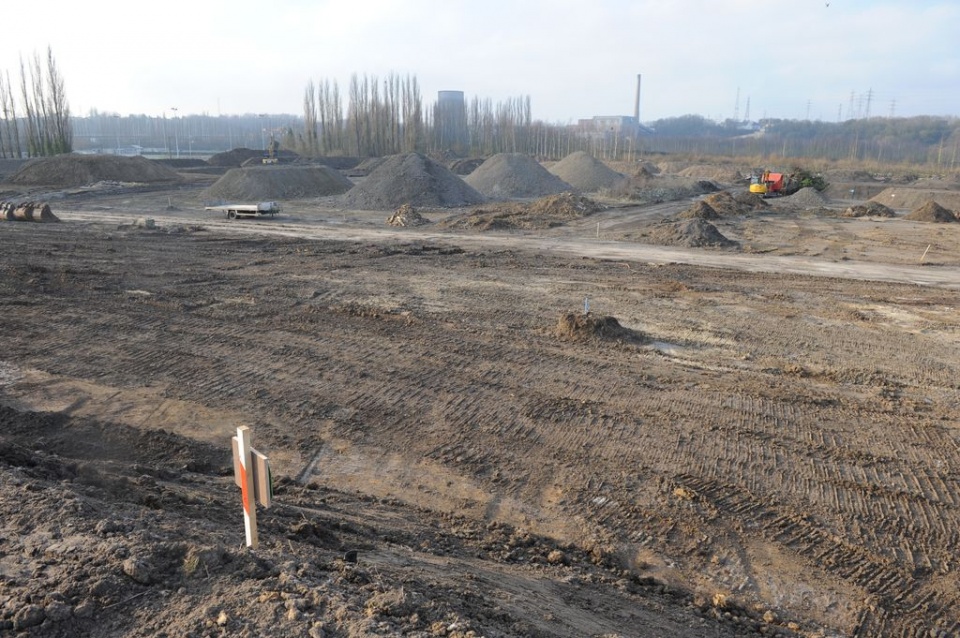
[2,160,960,637]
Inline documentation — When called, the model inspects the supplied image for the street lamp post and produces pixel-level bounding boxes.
[113,114,121,155]
[259,113,267,150]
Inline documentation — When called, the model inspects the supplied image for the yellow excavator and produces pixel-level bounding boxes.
[749,170,788,197]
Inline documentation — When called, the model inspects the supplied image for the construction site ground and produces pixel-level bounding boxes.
[2,164,960,638]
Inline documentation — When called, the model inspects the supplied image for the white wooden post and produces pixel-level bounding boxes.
[236,426,258,548]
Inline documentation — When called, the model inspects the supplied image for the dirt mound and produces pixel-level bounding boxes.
[439,193,604,231]
[677,200,720,220]
[340,153,485,210]
[448,157,485,175]
[841,201,896,218]
[547,151,627,192]
[7,155,180,188]
[677,165,742,183]
[733,190,769,210]
[784,187,829,207]
[648,218,738,249]
[554,313,643,343]
[386,204,429,227]
[202,165,353,201]
[206,148,265,167]
[464,153,571,200]
[904,200,957,223]
[1,201,60,222]
[870,187,960,211]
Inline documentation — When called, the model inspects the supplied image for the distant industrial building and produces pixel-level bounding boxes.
[435,90,469,154]
[576,74,655,138]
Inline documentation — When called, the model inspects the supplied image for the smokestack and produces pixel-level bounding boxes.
[634,74,642,121]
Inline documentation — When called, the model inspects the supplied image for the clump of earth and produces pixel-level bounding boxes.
[340,153,485,210]
[547,151,627,192]
[464,153,571,200]
[6,155,180,188]
[202,165,353,201]
[647,219,739,249]
[554,313,643,343]
[677,200,720,220]
[439,192,604,231]
[386,204,429,227]
[841,201,896,218]
[905,200,957,222]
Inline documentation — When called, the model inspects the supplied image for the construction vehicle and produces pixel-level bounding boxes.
[749,170,795,197]
[205,202,281,219]
[262,138,280,165]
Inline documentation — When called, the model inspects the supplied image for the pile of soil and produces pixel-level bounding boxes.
[647,219,739,249]
[554,313,643,343]
[202,165,353,201]
[1,201,59,222]
[841,201,896,218]
[6,155,180,188]
[676,200,720,220]
[340,153,485,210]
[783,187,829,207]
[677,165,742,183]
[439,193,604,231]
[733,191,769,210]
[464,153,571,199]
[207,148,265,167]
[386,204,429,227]
[904,200,958,223]
[547,151,627,192]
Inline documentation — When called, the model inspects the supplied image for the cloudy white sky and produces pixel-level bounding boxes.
[4,0,958,123]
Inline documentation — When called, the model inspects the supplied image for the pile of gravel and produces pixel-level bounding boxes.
[202,165,353,201]
[7,155,180,187]
[547,151,626,192]
[784,187,829,206]
[464,153,571,200]
[905,200,957,223]
[647,219,738,249]
[340,153,485,210]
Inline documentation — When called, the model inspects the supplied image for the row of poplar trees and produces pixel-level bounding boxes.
[301,72,547,158]
[0,47,72,159]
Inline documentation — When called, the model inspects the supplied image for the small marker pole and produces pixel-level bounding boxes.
[236,426,258,548]
[920,244,931,263]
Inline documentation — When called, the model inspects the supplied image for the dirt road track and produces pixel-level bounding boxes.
[60,209,960,289]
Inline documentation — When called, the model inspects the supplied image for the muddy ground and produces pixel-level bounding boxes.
[2,166,960,638]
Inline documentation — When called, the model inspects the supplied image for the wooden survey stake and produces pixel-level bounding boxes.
[232,426,272,548]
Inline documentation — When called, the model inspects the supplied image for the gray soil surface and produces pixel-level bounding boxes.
[3,157,960,637]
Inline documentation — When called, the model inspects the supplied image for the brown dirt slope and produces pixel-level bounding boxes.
[202,165,353,201]
[904,200,957,222]
[465,153,572,199]
[871,187,960,211]
[548,151,627,192]
[6,155,180,187]
[341,153,485,210]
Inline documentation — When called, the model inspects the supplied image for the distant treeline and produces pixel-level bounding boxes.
[643,114,960,167]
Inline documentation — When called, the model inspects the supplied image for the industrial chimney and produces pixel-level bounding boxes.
[634,74,642,121]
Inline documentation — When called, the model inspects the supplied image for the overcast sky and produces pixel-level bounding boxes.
[3,0,957,123]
